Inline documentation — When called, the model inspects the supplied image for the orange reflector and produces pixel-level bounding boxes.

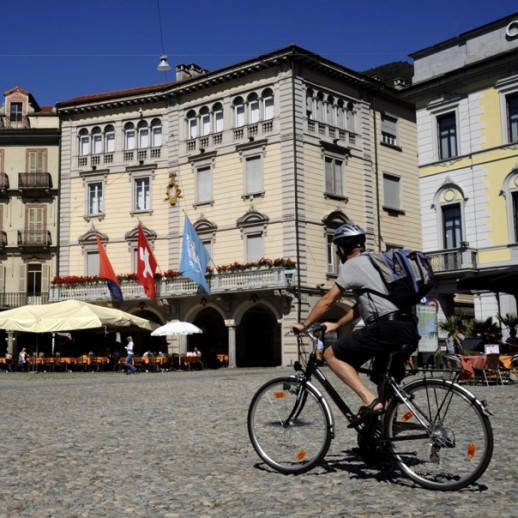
[467,442,476,459]
[402,411,414,422]
[295,449,307,461]
[273,392,286,399]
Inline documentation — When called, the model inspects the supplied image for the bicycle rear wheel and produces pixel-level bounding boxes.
[247,377,332,474]
[384,379,493,490]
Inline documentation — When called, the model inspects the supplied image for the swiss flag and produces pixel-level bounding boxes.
[137,224,158,300]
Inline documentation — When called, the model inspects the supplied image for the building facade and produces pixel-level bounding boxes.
[0,87,60,355]
[402,13,518,324]
[53,46,421,366]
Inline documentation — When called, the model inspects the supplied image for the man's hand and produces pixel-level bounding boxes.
[322,321,339,333]
[291,322,305,334]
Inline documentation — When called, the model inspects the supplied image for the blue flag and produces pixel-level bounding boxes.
[180,216,211,294]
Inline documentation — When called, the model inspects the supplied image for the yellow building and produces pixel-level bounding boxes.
[55,46,421,366]
[0,87,60,355]
[403,13,518,325]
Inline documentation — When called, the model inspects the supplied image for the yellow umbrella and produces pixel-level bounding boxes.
[0,300,157,333]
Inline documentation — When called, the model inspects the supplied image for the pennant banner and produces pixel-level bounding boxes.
[96,234,123,302]
[137,224,158,300]
[180,216,211,294]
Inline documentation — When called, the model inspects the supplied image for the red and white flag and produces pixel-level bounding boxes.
[137,224,158,300]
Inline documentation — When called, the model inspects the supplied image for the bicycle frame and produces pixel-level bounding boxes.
[294,330,490,441]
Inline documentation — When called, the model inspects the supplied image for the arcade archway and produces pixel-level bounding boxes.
[236,305,280,367]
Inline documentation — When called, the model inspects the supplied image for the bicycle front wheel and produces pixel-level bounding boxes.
[247,377,332,474]
[385,379,493,491]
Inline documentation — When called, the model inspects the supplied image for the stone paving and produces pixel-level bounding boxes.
[0,367,517,517]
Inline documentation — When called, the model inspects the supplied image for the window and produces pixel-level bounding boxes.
[381,114,398,146]
[437,112,457,160]
[196,166,212,204]
[105,126,115,152]
[79,130,90,156]
[234,99,245,127]
[248,95,259,124]
[214,105,224,133]
[315,93,324,122]
[92,128,103,154]
[244,156,263,195]
[134,177,150,212]
[26,205,46,244]
[88,182,103,215]
[86,251,100,276]
[326,233,338,275]
[27,264,42,296]
[9,102,22,121]
[263,94,274,120]
[27,150,46,172]
[124,123,136,150]
[246,233,263,262]
[442,204,462,249]
[187,111,198,139]
[513,191,518,242]
[383,173,401,211]
[138,122,149,148]
[324,156,344,197]
[306,89,314,119]
[200,108,211,136]
[507,94,518,143]
[151,119,162,147]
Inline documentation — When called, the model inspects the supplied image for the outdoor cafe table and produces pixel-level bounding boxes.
[460,354,512,380]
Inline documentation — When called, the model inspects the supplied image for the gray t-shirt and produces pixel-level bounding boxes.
[336,253,399,324]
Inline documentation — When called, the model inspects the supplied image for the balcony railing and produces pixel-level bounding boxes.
[0,231,7,248]
[18,172,52,191]
[426,248,478,273]
[18,230,52,248]
[49,268,297,302]
[0,292,49,308]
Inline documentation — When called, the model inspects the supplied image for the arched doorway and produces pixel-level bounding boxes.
[236,305,280,367]
[193,307,227,368]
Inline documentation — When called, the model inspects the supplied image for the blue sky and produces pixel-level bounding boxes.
[2,1,517,106]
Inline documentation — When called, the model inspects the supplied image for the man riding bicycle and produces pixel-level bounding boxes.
[291,223,419,427]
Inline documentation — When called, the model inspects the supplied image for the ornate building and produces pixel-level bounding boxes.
[54,45,421,366]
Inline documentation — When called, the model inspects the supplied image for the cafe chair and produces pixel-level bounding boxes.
[472,353,502,386]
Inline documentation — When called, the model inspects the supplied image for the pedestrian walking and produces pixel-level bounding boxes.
[124,336,137,374]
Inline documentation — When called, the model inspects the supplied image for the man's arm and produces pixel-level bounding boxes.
[292,283,343,333]
[323,305,360,333]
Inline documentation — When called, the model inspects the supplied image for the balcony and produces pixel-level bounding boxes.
[426,247,478,274]
[0,292,49,309]
[49,268,297,302]
[18,172,52,194]
[18,230,52,249]
[0,231,7,249]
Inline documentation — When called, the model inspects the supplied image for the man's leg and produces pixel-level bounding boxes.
[324,346,381,410]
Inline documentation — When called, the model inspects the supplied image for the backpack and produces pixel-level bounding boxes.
[364,249,435,309]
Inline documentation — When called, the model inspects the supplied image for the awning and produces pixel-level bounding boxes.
[457,265,518,296]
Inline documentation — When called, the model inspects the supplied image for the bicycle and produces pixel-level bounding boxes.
[247,325,493,491]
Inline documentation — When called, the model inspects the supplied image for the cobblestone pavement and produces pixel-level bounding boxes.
[0,367,516,517]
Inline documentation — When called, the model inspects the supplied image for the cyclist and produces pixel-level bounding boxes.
[291,223,419,427]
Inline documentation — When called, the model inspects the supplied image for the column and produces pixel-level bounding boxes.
[225,320,236,368]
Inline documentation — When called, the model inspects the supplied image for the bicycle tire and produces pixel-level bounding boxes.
[384,378,493,491]
[247,377,332,474]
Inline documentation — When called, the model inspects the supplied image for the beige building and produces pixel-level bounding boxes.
[54,46,421,366]
[0,87,60,355]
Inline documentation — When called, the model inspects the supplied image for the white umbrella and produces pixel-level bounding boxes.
[0,300,158,333]
[150,320,203,336]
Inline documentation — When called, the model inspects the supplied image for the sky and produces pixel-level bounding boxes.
[1,1,517,107]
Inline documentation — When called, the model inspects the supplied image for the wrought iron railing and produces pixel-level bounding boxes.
[17,230,52,247]
[18,172,52,190]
